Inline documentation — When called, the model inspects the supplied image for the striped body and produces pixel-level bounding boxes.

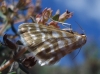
[18,23,86,66]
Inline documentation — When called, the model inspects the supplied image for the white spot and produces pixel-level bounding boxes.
[42,29,47,31]
[41,33,46,41]
[62,31,67,37]
[5,61,10,65]
[38,60,42,65]
[40,41,55,53]
[20,36,27,46]
[30,34,36,37]
[41,48,45,51]
[28,30,31,34]
[30,34,37,40]
[48,44,55,53]
[38,58,54,66]
[64,38,73,49]
[65,38,72,45]
[44,42,55,52]
[76,35,81,41]
[33,36,37,40]
[49,44,53,48]
[49,44,53,47]
[40,63,46,66]
[38,60,46,66]
[42,38,45,41]
[44,57,54,65]
[45,42,50,45]
[45,42,54,49]
[50,50,55,53]
[57,40,65,48]
[28,27,32,30]
[52,31,60,38]
[36,28,40,31]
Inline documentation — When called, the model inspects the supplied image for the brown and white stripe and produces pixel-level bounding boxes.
[18,23,86,66]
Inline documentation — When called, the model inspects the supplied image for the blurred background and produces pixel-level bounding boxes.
[0,0,100,74]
